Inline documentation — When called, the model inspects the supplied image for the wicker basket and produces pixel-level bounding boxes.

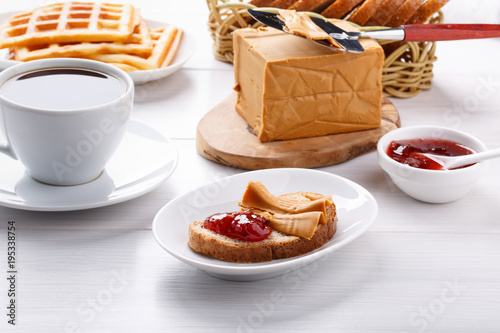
[206,0,443,98]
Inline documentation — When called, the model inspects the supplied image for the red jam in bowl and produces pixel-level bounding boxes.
[386,138,476,170]
[203,211,272,242]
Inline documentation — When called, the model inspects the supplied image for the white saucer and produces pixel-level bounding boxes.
[0,12,197,85]
[0,120,177,211]
[153,168,378,281]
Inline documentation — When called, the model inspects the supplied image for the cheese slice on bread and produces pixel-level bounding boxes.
[188,183,337,263]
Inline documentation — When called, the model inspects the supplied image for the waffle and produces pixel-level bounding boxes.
[0,2,136,49]
[13,17,153,62]
[85,25,183,71]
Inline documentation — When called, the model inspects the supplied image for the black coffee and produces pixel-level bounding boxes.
[0,68,126,110]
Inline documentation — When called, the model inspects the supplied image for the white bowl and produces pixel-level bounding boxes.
[377,125,488,204]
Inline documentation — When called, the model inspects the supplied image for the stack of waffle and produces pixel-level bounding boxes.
[0,2,183,71]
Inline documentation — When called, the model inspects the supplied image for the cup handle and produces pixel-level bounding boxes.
[0,112,17,160]
[0,144,16,159]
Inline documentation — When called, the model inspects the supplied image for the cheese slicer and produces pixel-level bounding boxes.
[248,9,500,53]
[248,9,364,52]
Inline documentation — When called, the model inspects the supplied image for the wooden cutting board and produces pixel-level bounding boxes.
[196,92,400,169]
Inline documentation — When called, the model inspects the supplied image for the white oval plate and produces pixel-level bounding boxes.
[152,168,378,281]
[0,13,196,85]
[0,120,177,211]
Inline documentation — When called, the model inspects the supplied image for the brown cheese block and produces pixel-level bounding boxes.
[232,25,384,142]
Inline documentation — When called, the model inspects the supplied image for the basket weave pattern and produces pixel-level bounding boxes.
[206,0,443,98]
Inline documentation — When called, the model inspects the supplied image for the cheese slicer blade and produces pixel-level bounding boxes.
[247,9,363,53]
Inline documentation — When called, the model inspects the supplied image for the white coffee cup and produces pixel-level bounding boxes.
[0,58,134,186]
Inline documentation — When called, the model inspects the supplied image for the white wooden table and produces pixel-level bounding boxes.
[1,1,500,332]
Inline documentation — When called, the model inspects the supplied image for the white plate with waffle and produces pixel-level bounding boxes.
[126,20,196,85]
[0,120,177,211]
[0,5,196,85]
[153,168,378,281]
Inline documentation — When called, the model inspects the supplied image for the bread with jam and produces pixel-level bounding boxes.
[188,182,337,263]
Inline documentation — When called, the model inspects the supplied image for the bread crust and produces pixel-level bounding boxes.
[250,0,280,6]
[271,216,337,259]
[288,0,336,13]
[365,0,406,26]
[385,0,426,27]
[348,0,385,25]
[268,0,299,9]
[188,222,274,262]
[188,213,337,263]
[188,192,337,263]
[406,0,449,24]
[321,0,364,19]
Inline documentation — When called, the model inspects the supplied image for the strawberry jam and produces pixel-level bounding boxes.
[387,138,475,170]
[203,211,272,242]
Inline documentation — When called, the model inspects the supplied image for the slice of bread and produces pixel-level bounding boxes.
[347,0,385,25]
[364,0,406,26]
[188,192,337,263]
[405,0,449,24]
[385,0,426,27]
[249,0,279,6]
[321,0,365,19]
[268,0,300,9]
[288,0,336,13]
